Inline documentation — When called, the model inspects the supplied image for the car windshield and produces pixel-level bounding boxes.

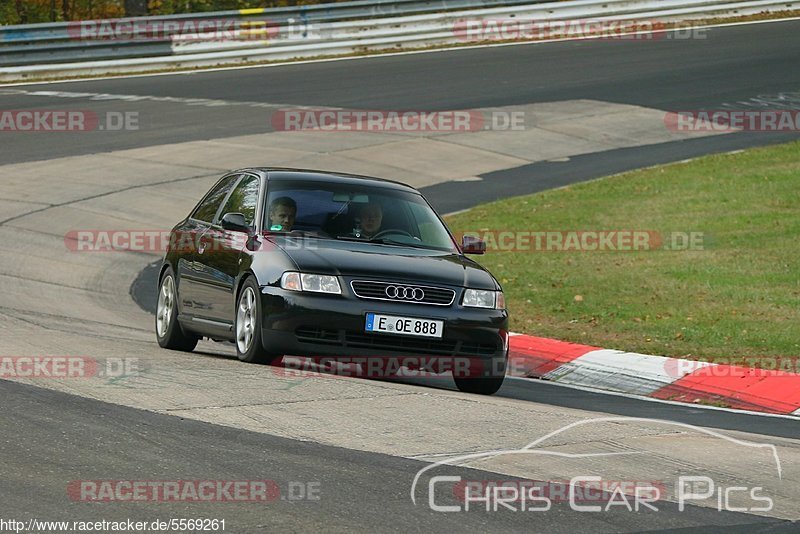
[264,179,458,252]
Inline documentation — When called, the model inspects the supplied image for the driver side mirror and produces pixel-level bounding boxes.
[220,212,249,233]
[462,235,486,255]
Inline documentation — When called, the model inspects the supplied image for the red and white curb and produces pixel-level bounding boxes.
[508,334,800,416]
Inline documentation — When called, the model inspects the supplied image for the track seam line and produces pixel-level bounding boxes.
[0,197,52,207]
[7,208,167,234]
[0,170,220,226]
[404,135,533,166]
[103,152,239,173]
[158,391,422,411]
[0,303,151,332]
[0,271,118,295]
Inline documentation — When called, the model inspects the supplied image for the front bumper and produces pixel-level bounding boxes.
[259,285,508,373]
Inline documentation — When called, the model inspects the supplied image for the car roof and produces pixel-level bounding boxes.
[239,168,419,193]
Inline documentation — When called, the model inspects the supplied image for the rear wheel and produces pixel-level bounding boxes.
[235,277,280,364]
[156,267,199,351]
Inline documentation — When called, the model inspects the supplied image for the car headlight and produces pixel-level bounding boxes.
[463,289,505,309]
[280,272,341,294]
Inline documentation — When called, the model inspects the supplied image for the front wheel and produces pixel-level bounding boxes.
[452,356,506,395]
[453,375,505,395]
[156,267,199,351]
[235,277,280,364]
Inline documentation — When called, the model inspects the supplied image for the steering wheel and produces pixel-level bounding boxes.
[371,229,414,240]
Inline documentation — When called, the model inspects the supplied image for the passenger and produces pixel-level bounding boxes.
[357,202,383,238]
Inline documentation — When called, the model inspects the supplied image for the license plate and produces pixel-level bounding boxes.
[365,313,443,338]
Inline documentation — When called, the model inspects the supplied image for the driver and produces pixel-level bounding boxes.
[268,197,297,232]
[357,202,383,238]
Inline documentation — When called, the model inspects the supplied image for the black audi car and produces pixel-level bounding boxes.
[156,168,508,394]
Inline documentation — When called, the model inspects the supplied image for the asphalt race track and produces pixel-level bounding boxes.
[1,19,799,532]
[4,379,793,532]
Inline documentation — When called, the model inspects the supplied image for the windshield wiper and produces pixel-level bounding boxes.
[335,235,398,245]
[371,237,442,250]
[335,235,368,242]
[269,230,332,240]
[336,235,442,250]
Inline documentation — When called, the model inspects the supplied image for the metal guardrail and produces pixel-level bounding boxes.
[0,0,544,66]
[0,0,797,81]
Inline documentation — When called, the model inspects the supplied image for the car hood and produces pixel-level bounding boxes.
[271,237,498,290]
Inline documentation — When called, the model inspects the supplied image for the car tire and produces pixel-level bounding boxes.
[235,277,280,364]
[452,356,506,395]
[156,267,199,352]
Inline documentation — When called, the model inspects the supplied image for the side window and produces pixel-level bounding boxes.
[220,174,260,227]
[192,174,239,223]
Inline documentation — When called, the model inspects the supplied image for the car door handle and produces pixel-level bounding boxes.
[198,235,212,255]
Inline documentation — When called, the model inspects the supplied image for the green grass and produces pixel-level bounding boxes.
[445,141,800,362]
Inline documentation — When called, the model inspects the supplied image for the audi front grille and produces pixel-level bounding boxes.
[350,280,455,306]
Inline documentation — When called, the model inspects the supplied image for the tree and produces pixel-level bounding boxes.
[125,0,147,16]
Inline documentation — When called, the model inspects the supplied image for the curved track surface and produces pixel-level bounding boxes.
[1,20,799,531]
[1,20,800,164]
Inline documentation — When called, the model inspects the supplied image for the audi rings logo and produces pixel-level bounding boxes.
[385,285,425,301]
